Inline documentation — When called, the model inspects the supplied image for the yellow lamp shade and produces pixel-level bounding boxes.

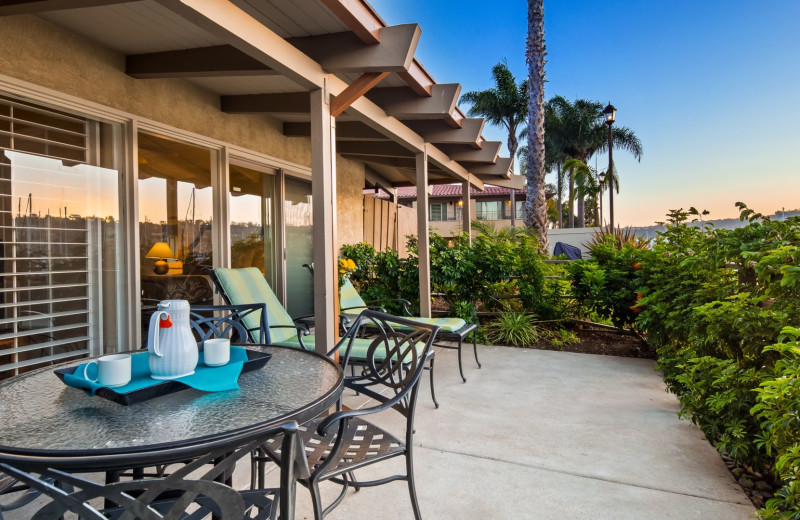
[145,242,175,260]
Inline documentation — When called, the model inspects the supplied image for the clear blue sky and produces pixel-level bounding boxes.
[369,0,800,226]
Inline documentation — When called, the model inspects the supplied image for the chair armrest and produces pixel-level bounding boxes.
[363,298,413,316]
[315,350,434,435]
[366,298,412,317]
[316,382,415,435]
[340,304,387,313]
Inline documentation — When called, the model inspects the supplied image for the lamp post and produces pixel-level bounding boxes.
[598,171,606,227]
[602,103,616,229]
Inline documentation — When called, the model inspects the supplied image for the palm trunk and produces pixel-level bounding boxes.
[568,170,574,228]
[577,196,585,228]
[524,0,548,252]
[556,161,563,228]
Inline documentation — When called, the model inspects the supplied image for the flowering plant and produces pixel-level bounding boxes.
[338,258,356,288]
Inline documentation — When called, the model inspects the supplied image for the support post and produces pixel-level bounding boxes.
[311,84,337,354]
[416,149,431,318]
[461,181,472,239]
[510,189,516,228]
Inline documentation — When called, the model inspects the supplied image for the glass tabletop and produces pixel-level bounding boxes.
[0,346,342,457]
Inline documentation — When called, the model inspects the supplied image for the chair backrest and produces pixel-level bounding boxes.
[189,303,268,344]
[0,420,303,520]
[339,279,368,314]
[211,267,296,343]
[338,310,439,417]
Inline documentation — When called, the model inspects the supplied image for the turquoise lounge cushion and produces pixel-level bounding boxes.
[338,279,467,333]
[214,267,296,343]
[339,279,368,314]
[403,316,467,333]
[274,334,426,363]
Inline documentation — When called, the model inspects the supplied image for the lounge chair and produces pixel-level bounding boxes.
[206,267,442,406]
[339,279,480,382]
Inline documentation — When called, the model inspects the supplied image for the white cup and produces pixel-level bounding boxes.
[203,338,230,367]
[83,354,132,387]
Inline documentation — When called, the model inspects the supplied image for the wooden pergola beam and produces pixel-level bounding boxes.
[126,45,274,78]
[366,83,460,123]
[408,118,485,148]
[476,175,524,190]
[443,141,502,163]
[283,121,387,140]
[289,24,420,73]
[318,0,382,45]
[469,157,512,176]
[156,0,480,188]
[331,72,389,117]
[336,140,414,158]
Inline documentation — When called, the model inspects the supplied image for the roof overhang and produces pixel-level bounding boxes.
[3,0,516,190]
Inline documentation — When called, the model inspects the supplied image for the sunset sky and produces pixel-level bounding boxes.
[370,0,800,226]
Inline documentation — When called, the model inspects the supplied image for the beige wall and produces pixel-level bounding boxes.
[0,14,364,247]
[336,156,364,248]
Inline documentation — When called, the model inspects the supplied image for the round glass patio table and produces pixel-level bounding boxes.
[0,345,342,466]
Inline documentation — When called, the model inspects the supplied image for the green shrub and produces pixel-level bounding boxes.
[342,224,568,324]
[566,237,645,329]
[488,312,539,347]
[753,327,800,518]
[628,205,800,518]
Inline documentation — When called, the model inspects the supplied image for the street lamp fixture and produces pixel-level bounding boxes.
[602,103,616,125]
[602,103,616,229]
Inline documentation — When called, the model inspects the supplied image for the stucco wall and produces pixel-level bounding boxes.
[336,156,364,248]
[0,14,364,248]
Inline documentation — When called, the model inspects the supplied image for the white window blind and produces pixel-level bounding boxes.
[0,96,96,378]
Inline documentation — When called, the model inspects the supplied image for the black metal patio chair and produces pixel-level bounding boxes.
[189,303,269,345]
[257,310,439,520]
[0,420,304,520]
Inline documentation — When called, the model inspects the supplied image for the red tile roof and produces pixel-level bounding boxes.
[379,184,527,200]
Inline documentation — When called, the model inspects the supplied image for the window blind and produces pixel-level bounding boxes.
[0,96,93,378]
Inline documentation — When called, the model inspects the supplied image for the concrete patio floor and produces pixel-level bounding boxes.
[276,343,755,520]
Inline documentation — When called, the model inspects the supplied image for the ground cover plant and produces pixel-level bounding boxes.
[566,205,800,516]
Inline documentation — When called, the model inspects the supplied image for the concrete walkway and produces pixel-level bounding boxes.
[287,344,755,519]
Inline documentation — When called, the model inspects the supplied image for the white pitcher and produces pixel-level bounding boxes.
[147,300,198,379]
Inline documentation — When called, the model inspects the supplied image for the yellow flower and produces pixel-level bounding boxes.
[339,259,347,268]
[339,269,346,274]
[347,259,356,270]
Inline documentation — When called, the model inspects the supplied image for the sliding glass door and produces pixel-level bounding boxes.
[0,96,125,378]
[284,176,313,317]
[229,163,277,289]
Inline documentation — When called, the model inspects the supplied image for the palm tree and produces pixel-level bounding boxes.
[524,0,548,250]
[563,158,596,225]
[544,101,568,228]
[460,62,527,166]
[547,96,643,227]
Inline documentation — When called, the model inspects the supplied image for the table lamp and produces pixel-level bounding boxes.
[145,242,175,275]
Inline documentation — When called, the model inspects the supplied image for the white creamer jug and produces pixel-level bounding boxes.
[147,300,198,379]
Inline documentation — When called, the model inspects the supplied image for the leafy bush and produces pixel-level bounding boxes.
[340,242,418,315]
[753,327,800,518]
[566,236,645,329]
[564,204,800,516]
[342,224,567,325]
[611,205,800,518]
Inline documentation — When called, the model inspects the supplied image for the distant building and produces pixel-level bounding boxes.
[377,185,551,238]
